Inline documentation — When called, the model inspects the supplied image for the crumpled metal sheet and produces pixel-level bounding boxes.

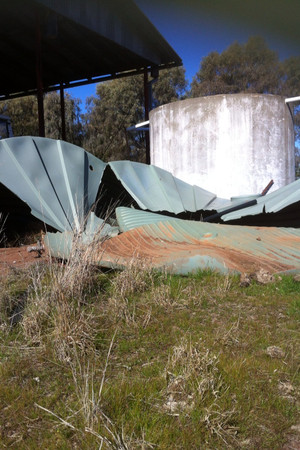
[45,209,300,274]
[99,218,300,274]
[220,178,300,222]
[0,137,225,235]
[0,137,105,232]
[108,160,220,213]
[2,136,300,243]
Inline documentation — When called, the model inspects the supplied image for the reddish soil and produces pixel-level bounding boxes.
[0,245,49,276]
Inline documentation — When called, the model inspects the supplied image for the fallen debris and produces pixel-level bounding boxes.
[45,213,300,275]
[27,239,44,258]
[240,269,276,286]
[1,137,300,275]
[266,346,285,359]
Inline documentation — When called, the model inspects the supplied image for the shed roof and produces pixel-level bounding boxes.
[0,0,182,99]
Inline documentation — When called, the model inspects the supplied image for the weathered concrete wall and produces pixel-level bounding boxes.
[149,94,295,198]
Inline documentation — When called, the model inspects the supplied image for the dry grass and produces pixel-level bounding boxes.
[21,231,101,359]
[110,258,156,299]
[35,330,131,449]
[0,244,299,448]
[167,336,223,400]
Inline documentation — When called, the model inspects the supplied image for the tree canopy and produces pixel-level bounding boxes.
[191,36,283,97]
[0,92,82,145]
[82,67,187,161]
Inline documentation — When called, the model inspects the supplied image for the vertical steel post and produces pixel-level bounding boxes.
[60,83,66,141]
[144,69,150,164]
[36,8,45,137]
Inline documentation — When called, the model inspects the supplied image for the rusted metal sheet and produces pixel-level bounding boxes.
[45,216,300,275]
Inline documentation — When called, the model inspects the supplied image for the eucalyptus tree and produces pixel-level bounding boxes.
[83,67,187,162]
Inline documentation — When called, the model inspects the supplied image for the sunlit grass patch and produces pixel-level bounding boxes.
[0,256,299,448]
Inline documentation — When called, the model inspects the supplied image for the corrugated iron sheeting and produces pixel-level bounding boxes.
[219,179,300,222]
[45,213,300,275]
[2,137,300,241]
[1,0,182,97]
[109,161,218,214]
[0,137,105,232]
[98,219,300,274]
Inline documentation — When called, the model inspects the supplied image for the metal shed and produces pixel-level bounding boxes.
[0,0,181,143]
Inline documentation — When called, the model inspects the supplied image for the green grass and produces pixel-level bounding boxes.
[0,262,299,449]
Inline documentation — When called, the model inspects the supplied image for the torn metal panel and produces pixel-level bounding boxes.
[0,137,105,232]
[45,213,300,275]
[220,179,300,222]
[108,160,218,213]
[2,136,300,237]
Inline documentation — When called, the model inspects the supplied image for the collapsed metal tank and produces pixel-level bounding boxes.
[149,94,295,198]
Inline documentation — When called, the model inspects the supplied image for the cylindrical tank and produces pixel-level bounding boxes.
[150,94,295,198]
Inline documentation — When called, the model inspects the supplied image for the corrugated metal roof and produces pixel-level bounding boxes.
[0,0,182,98]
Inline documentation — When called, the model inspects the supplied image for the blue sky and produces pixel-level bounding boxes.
[67,1,299,111]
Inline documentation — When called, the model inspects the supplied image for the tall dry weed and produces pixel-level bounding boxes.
[110,258,156,300]
[21,231,100,358]
[167,336,223,401]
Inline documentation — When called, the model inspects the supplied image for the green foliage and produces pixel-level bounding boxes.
[153,66,187,106]
[83,75,145,162]
[282,56,300,144]
[83,67,187,162]
[191,36,283,97]
[282,56,300,97]
[0,92,82,145]
[44,92,83,146]
[0,96,39,136]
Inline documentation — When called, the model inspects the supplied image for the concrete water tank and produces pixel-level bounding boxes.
[150,94,295,198]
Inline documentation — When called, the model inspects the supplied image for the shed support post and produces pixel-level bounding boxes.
[60,84,66,141]
[144,69,150,165]
[36,8,45,137]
